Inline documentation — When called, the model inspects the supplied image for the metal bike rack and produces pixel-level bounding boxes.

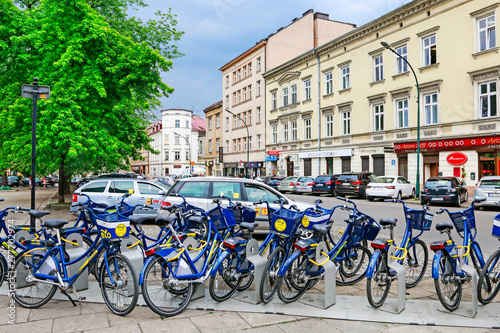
[14,230,35,288]
[65,233,88,292]
[375,245,406,314]
[298,241,336,309]
[233,238,266,305]
[120,236,144,296]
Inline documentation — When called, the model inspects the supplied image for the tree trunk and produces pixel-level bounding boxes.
[1,171,6,187]
[57,157,70,203]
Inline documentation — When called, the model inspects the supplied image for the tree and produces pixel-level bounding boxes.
[0,0,183,201]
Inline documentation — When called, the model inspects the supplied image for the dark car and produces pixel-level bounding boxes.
[335,172,376,198]
[420,176,468,207]
[40,176,58,187]
[312,174,340,196]
[267,177,285,191]
[76,175,98,188]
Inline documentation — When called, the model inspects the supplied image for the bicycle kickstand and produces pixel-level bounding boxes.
[61,286,87,307]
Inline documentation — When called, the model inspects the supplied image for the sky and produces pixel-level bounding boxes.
[135,0,412,119]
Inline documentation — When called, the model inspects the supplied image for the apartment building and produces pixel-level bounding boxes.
[148,121,163,176]
[220,9,356,177]
[264,0,499,188]
[202,100,224,176]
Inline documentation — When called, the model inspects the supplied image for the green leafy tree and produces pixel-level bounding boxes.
[0,0,183,200]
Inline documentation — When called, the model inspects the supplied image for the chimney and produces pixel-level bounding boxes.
[302,9,313,17]
[314,12,329,20]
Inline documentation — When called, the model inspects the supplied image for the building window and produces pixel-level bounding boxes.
[244,137,247,151]
[233,115,237,128]
[186,120,189,128]
[233,71,236,83]
[373,104,384,132]
[238,90,241,103]
[233,140,236,152]
[396,99,409,128]
[233,92,236,105]
[257,107,261,122]
[243,87,247,100]
[342,111,351,135]
[283,122,289,142]
[238,139,241,152]
[249,137,252,151]
[424,92,439,125]
[248,85,252,99]
[226,95,229,107]
[175,135,180,145]
[226,117,229,130]
[291,85,297,104]
[216,114,220,128]
[325,71,333,94]
[341,65,350,90]
[243,112,247,125]
[396,45,408,74]
[326,114,334,137]
[186,150,190,161]
[238,69,241,81]
[248,111,252,124]
[165,151,169,161]
[257,81,261,96]
[257,134,261,149]
[257,57,261,71]
[291,121,297,141]
[304,119,312,139]
[304,79,311,100]
[271,92,277,110]
[373,54,383,82]
[248,63,252,75]
[422,34,437,66]
[225,75,229,88]
[199,140,203,155]
[208,117,212,130]
[271,125,277,144]
[226,140,229,152]
[243,66,247,77]
[174,151,180,160]
[283,88,289,106]
[208,139,213,153]
[478,14,496,52]
[479,81,497,118]
[216,138,220,151]
[175,119,180,128]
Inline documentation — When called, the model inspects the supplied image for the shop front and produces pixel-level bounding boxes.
[298,149,352,175]
[248,162,264,178]
[223,162,238,177]
[265,151,279,176]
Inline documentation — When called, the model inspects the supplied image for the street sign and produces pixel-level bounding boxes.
[22,84,50,99]
[190,161,195,166]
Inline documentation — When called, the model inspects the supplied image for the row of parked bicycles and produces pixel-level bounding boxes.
[0,192,499,317]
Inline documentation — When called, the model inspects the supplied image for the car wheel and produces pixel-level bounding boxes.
[421,200,428,206]
[410,188,416,199]
[368,197,374,201]
[360,186,367,199]
[464,191,468,202]
[396,191,402,200]
[455,195,461,207]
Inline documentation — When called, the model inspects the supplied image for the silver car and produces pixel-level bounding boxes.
[473,176,500,209]
[294,177,315,194]
[277,176,299,193]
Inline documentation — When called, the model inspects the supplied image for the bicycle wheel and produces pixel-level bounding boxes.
[260,246,285,303]
[0,255,6,287]
[209,252,242,302]
[366,252,391,308]
[277,252,313,303]
[99,253,138,316]
[141,255,193,317]
[478,250,500,304]
[81,236,96,277]
[434,252,462,311]
[336,245,371,286]
[12,253,57,308]
[403,239,428,288]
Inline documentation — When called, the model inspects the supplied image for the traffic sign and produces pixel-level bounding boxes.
[190,161,195,166]
[22,84,50,99]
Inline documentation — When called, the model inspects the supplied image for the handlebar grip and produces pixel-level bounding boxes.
[0,199,4,202]
[436,208,444,215]
[290,205,299,211]
[337,196,347,202]
[253,200,263,205]
[18,207,31,212]
[143,205,154,209]
[384,199,396,203]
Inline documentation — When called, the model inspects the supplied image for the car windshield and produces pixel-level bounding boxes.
[298,177,313,182]
[337,175,357,181]
[479,179,500,188]
[371,177,394,184]
[425,180,451,188]
[314,176,331,182]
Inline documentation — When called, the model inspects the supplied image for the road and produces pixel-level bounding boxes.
[0,187,57,225]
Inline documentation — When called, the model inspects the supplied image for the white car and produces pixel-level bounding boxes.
[366,176,415,201]
[473,176,500,209]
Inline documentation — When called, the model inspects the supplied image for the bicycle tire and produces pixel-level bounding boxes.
[81,236,95,277]
[259,246,285,303]
[367,252,391,308]
[336,245,371,286]
[141,255,193,317]
[236,268,254,291]
[209,252,242,302]
[0,254,6,287]
[277,252,313,303]
[12,253,57,308]
[478,249,500,304]
[99,253,138,316]
[434,252,462,311]
[404,239,428,288]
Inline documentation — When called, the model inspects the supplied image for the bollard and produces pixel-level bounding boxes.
[374,245,406,314]
[233,238,267,304]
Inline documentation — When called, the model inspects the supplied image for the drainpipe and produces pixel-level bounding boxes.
[314,48,321,175]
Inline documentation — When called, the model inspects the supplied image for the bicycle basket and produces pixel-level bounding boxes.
[95,212,130,240]
[352,214,380,242]
[231,206,257,224]
[301,209,332,231]
[406,209,433,231]
[208,207,237,230]
[448,206,476,234]
[270,208,304,237]
[493,214,500,239]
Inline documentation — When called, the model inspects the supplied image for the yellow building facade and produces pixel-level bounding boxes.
[264,0,499,189]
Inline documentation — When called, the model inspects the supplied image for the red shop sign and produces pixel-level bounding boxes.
[268,150,280,155]
[447,152,468,166]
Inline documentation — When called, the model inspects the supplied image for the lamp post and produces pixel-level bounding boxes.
[381,41,421,198]
[226,109,250,178]
[174,132,192,176]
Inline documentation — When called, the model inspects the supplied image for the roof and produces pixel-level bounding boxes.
[191,116,206,131]
[203,100,223,113]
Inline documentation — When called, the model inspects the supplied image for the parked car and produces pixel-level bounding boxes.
[153,176,174,187]
[294,177,315,194]
[259,176,276,184]
[473,176,500,209]
[97,173,136,179]
[75,175,98,188]
[158,177,314,234]
[40,176,58,187]
[267,177,284,191]
[335,172,376,198]
[366,176,415,201]
[7,176,21,187]
[420,176,468,207]
[277,176,299,193]
[71,178,170,216]
[312,174,340,196]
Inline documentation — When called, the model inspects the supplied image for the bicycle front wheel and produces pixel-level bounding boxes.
[366,252,391,308]
[277,252,313,303]
[260,246,285,303]
[0,255,6,287]
[478,249,500,304]
[336,245,371,286]
[209,252,242,302]
[141,255,193,317]
[403,239,428,288]
[99,253,138,316]
[434,252,462,311]
[12,253,57,308]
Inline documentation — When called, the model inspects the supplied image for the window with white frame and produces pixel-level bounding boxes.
[248,137,252,151]
[283,122,289,142]
[244,138,247,151]
[238,90,241,103]
[341,65,350,90]
[396,99,409,128]
[233,93,236,105]
[325,114,334,137]
[175,119,180,128]
[226,140,229,152]
[208,117,212,130]
[396,45,408,74]
[225,75,229,88]
[186,120,189,128]
[175,135,180,145]
[257,57,261,71]
[342,111,351,135]
[304,79,311,100]
[226,95,229,107]
[291,85,297,104]
[226,117,229,129]
[257,81,261,96]
[422,34,437,66]
[233,115,237,128]
[164,150,169,161]
[208,139,213,153]
[479,81,497,118]
[271,125,277,144]
[233,72,236,83]
[243,66,247,77]
[304,119,312,139]
[216,138,220,151]
[271,92,277,110]
[199,141,203,155]
[238,69,241,81]
[424,92,439,124]
[174,151,180,160]
[257,134,261,149]
[373,104,384,132]
[216,114,220,128]
[283,87,289,106]
[373,54,383,82]
[243,112,247,125]
[248,63,252,75]
[249,111,252,124]
[238,139,241,152]
[243,87,247,100]
[233,140,236,152]
[249,85,252,99]
[186,150,190,161]
[257,107,261,122]
[291,121,297,141]
[478,14,496,52]
[325,71,333,94]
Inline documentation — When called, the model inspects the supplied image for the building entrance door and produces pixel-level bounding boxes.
[479,152,498,178]
[287,158,294,177]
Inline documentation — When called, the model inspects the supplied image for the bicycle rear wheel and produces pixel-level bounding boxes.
[277,252,313,303]
[12,253,57,308]
[260,246,285,303]
[0,255,6,287]
[99,253,138,316]
[209,252,242,302]
[141,255,193,317]
[404,239,428,288]
[336,245,371,286]
[434,252,462,311]
[478,249,500,304]
[366,252,391,308]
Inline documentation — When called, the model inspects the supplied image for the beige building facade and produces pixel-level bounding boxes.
[202,101,224,176]
[264,0,499,189]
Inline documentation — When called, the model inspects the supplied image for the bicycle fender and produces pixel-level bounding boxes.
[138,248,178,285]
[431,250,443,279]
[278,251,301,277]
[366,249,382,279]
[209,249,231,277]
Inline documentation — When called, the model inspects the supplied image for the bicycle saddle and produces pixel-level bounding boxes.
[42,219,68,229]
[380,218,397,227]
[312,224,332,235]
[240,222,258,233]
[129,215,156,226]
[29,210,51,218]
[155,215,177,227]
[187,215,207,225]
[436,221,454,231]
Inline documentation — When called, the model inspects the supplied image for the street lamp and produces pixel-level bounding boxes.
[226,108,250,178]
[174,132,192,176]
[381,41,421,198]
